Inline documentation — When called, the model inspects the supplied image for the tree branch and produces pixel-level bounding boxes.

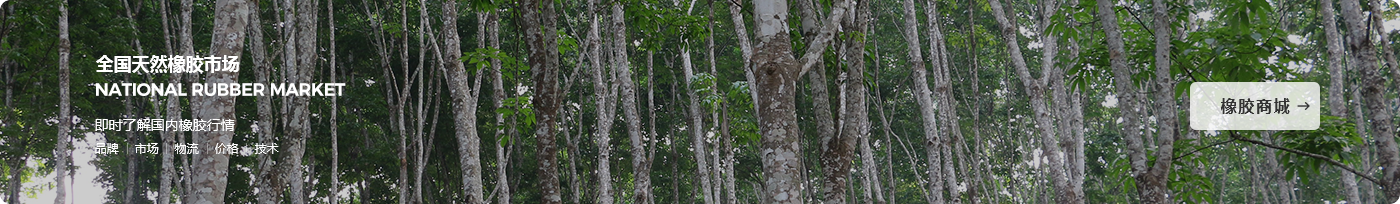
[1230,131,1380,185]
[797,0,853,77]
[1171,137,1235,160]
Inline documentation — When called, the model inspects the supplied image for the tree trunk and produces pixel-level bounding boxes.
[587,0,618,202]
[799,5,838,202]
[988,0,1080,202]
[1095,0,1164,203]
[521,0,565,203]
[415,2,432,204]
[1143,0,1180,202]
[282,0,317,202]
[1340,0,1400,200]
[179,0,196,201]
[613,2,651,203]
[6,156,23,204]
[1319,0,1361,201]
[706,7,727,204]
[846,3,883,204]
[821,0,870,203]
[921,0,971,202]
[681,43,716,204]
[253,0,283,203]
[54,0,70,202]
[439,0,487,202]
[745,1,850,204]
[897,0,945,203]
[797,1,842,203]
[749,1,806,202]
[120,0,145,202]
[328,0,339,202]
[487,9,510,204]
[189,0,248,203]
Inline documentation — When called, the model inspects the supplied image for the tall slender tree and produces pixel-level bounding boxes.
[897,0,944,202]
[1340,0,1400,200]
[587,0,618,203]
[189,0,249,203]
[283,0,318,202]
[253,0,283,202]
[328,0,340,202]
[521,0,564,203]
[53,0,70,202]
[827,0,871,203]
[988,0,1079,202]
[1318,0,1361,202]
[485,8,510,204]
[921,0,970,202]
[157,0,182,201]
[613,1,652,203]
[437,0,488,202]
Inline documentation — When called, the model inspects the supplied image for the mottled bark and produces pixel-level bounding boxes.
[521,0,565,203]
[798,2,837,196]
[1096,0,1166,202]
[249,0,279,202]
[921,0,970,202]
[179,0,195,201]
[1143,0,1180,202]
[328,0,339,202]
[614,2,651,204]
[740,0,853,204]
[587,0,618,202]
[189,0,248,204]
[1319,0,1360,201]
[828,1,870,204]
[282,0,317,202]
[53,0,70,202]
[897,0,943,202]
[485,7,509,204]
[796,1,841,202]
[681,45,716,204]
[1340,0,1400,200]
[440,0,486,202]
[853,3,884,204]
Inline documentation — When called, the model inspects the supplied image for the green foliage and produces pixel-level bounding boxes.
[1277,116,1363,176]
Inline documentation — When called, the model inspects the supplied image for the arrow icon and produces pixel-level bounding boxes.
[1297,102,1310,110]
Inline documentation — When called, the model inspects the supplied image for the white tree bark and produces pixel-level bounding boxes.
[54,0,70,202]
[521,0,565,203]
[328,0,339,202]
[681,44,716,204]
[487,9,510,204]
[587,0,618,202]
[988,0,1078,202]
[439,0,486,201]
[921,0,970,202]
[897,0,943,203]
[189,0,248,203]
[613,2,651,204]
[832,1,871,204]
[282,0,316,202]
[745,0,851,203]
[1318,0,1361,202]
[158,0,182,201]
